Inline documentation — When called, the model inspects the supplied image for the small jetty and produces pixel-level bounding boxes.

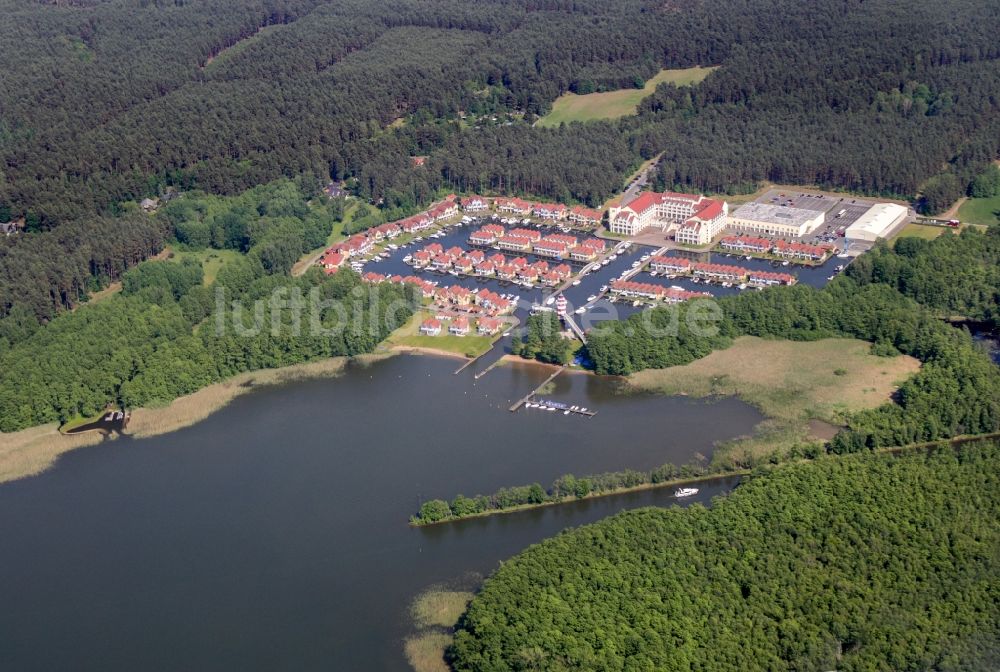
[509,366,564,412]
[60,409,130,436]
[509,366,596,417]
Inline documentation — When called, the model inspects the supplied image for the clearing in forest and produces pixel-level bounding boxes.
[537,66,717,127]
[957,195,1000,226]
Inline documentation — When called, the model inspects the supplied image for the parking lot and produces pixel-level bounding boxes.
[756,189,877,245]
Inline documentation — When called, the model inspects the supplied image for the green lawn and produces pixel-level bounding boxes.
[537,66,718,127]
[892,222,949,243]
[169,248,241,285]
[957,195,1000,226]
[387,312,498,358]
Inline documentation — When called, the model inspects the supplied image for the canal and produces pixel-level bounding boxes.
[0,354,763,671]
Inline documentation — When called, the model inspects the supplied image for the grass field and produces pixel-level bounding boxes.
[386,313,496,358]
[957,195,1000,226]
[537,66,717,127]
[630,337,921,464]
[169,247,241,285]
[893,222,949,242]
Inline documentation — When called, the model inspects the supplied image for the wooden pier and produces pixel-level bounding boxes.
[509,366,564,411]
[508,366,596,417]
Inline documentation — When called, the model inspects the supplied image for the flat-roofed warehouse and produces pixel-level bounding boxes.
[845,203,908,243]
[727,202,825,237]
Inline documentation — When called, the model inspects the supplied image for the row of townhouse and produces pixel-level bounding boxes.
[692,262,748,283]
[748,270,797,287]
[432,285,515,316]
[720,235,833,261]
[468,225,606,260]
[413,241,573,287]
[316,196,460,272]
[466,196,603,225]
[648,256,797,286]
[419,315,503,337]
[772,239,835,261]
[648,256,691,274]
[608,280,710,303]
[718,235,772,254]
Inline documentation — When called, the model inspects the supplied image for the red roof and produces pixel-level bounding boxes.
[624,192,661,215]
[421,318,441,329]
[691,199,724,221]
[651,256,691,267]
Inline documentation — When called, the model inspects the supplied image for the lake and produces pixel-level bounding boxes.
[0,354,762,671]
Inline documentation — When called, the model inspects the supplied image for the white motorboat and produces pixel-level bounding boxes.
[587,294,597,302]
[575,307,586,314]
[572,279,582,286]
[674,487,698,498]
[599,285,608,292]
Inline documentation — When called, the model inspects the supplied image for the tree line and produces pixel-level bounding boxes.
[414,459,716,524]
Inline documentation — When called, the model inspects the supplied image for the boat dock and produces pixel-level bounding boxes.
[509,366,564,412]
[508,366,596,417]
[523,398,597,417]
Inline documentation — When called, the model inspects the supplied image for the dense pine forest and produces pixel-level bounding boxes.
[450,443,1000,670]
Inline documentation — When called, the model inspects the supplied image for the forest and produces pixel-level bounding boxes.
[0,182,415,432]
[2,0,998,334]
[449,442,1000,670]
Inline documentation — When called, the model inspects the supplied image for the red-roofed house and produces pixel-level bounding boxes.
[569,205,604,227]
[461,196,491,213]
[532,239,569,258]
[449,316,470,336]
[320,250,345,271]
[650,256,692,274]
[453,256,474,274]
[569,245,599,262]
[475,260,496,277]
[432,254,453,271]
[495,197,533,215]
[533,202,568,221]
[420,318,442,336]
[411,250,432,268]
[508,227,542,242]
[720,235,772,254]
[469,229,498,246]
[497,235,532,252]
[477,317,502,335]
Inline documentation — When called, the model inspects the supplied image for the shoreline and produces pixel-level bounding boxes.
[388,344,472,361]
[410,472,751,527]
[0,354,390,485]
[410,433,1000,527]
